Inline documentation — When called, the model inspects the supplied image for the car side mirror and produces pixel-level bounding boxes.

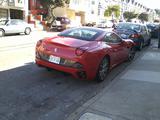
[6,23,10,26]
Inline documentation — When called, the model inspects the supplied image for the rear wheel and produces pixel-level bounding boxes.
[128,47,136,61]
[146,39,151,46]
[0,29,5,37]
[138,41,144,51]
[46,67,52,71]
[24,28,31,35]
[96,57,109,82]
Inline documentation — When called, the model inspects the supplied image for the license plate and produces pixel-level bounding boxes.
[49,55,60,64]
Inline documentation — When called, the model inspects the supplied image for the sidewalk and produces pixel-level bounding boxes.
[67,39,160,120]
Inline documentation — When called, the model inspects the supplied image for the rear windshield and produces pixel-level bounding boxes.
[58,28,103,41]
[117,23,141,32]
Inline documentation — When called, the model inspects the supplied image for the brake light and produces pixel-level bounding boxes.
[36,40,43,47]
[130,34,140,38]
[75,48,85,56]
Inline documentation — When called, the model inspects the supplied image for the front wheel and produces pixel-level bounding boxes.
[0,29,5,37]
[24,28,31,35]
[146,39,151,46]
[127,47,136,62]
[96,57,109,82]
[138,41,143,51]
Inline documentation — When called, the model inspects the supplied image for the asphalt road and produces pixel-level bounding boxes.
[0,31,145,120]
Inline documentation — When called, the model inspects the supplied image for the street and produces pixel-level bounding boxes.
[0,32,152,120]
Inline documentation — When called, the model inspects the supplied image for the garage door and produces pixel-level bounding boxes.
[0,8,8,20]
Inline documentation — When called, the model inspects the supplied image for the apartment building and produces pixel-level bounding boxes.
[0,0,27,20]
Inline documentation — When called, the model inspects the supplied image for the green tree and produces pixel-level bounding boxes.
[138,13,149,22]
[39,0,70,25]
[104,5,120,19]
[123,11,138,21]
[155,9,160,17]
[0,0,7,5]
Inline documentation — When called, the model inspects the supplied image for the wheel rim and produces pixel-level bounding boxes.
[140,41,143,50]
[0,30,4,36]
[25,28,30,34]
[98,58,109,81]
[128,48,135,61]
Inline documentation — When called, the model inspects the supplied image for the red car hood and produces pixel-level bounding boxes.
[45,36,91,48]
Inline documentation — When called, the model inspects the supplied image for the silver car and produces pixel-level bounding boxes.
[0,19,32,37]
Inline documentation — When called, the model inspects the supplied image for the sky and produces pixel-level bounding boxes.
[138,0,160,9]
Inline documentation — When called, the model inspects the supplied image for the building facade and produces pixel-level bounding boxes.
[0,0,27,20]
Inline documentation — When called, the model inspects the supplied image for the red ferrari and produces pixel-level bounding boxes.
[35,27,136,82]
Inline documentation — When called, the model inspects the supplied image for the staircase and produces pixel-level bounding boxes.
[28,14,48,31]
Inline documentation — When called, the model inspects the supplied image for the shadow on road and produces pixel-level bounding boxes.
[0,58,137,120]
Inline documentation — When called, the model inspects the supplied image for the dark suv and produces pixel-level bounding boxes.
[114,22,151,51]
[51,17,71,31]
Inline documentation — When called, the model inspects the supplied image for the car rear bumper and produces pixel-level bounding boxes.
[35,58,95,80]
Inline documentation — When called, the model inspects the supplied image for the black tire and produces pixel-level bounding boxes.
[0,29,5,37]
[24,28,31,35]
[138,41,143,51]
[127,47,136,62]
[46,67,52,71]
[146,39,151,46]
[96,57,109,82]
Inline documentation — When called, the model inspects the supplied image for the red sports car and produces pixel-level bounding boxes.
[35,27,135,82]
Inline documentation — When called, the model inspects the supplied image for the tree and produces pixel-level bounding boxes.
[0,0,7,5]
[104,5,120,19]
[155,9,160,17]
[138,13,149,22]
[39,0,70,25]
[123,11,138,21]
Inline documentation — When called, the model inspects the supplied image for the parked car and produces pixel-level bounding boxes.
[0,19,32,37]
[35,27,136,82]
[146,23,159,38]
[96,20,113,28]
[51,17,71,31]
[114,22,151,51]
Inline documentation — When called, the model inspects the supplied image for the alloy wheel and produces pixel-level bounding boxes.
[25,28,31,35]
[96,57,109,82]
[0,29,4,37]
[128,47,136,61]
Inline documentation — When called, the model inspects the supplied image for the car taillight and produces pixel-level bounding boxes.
[130,34,140,38]
[36,40,43,47]
[75,48,85,56]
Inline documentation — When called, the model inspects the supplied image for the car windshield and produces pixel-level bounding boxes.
[0,20,8,25]
[117,23,141,32]
[58,28,102,41]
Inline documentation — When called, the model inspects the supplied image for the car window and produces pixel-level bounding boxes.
[104,32,122,43]
[117,23,140,32]
[58,28,102,41]
[10,20,18,25]
[0,20,8,25]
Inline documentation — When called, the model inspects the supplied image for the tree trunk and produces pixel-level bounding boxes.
[47,6,56,28]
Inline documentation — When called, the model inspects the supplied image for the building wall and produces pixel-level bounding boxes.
[0,0,26,20]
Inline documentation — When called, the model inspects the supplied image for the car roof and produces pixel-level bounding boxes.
[118,22,144,26]
[72,26,108,32]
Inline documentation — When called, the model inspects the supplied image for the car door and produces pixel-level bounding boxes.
[103,32,127,66]
[141,26,148,43]
[5,20,20,34]
[16,20,26,32]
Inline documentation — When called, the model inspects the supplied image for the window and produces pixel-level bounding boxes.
[104,33,122,43]
[58,28,102,41]
[91,1,95,5]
